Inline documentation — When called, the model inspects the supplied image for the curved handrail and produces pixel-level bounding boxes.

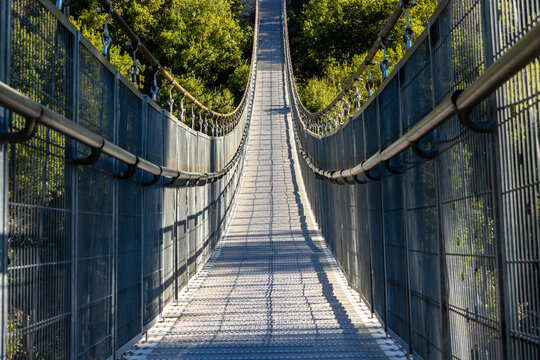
[95,0,258,121]
[0,79,254,186]
[287,20,540,183]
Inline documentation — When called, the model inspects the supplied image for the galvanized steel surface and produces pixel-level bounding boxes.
[124,1,404,357]
[288,0,540,359]
[2,0,251,358]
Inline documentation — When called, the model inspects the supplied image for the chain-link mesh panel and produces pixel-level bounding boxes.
[7,0,73,358]
[293,1,539,358]
[78,46,115,141]
[77,160,114,360]
[490,0,540,355]
[116,83,143,349]
[76,31,116,360]
[162,114,176,307]
[143,105,164,326]
[404,160,440,359]
[382,171,409,345]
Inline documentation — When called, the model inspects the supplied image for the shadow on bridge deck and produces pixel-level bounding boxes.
[123,2,404,358]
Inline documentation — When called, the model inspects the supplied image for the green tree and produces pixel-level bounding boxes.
[70,0,253,115]
[288,0,437,112]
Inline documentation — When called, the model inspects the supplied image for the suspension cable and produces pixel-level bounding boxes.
[290,20,540,184]
[283,0,415,122]
[95,0,258,120]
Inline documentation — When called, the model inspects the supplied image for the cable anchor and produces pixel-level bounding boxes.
[150,65,160,102]
[379,37,392,80]
[353,85,361,110]
[99,7,114,59]
[167,83,175,114]
[365,60,375,97]
[190,104,195,130]
[179,95,186,122]
[402,1,417,49]
[129,39,141,87]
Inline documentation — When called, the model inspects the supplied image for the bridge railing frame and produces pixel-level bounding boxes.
[284,0,540,359]
[0,0,260,358]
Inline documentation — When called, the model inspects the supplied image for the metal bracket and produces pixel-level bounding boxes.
[115,157,139,179]
[165,174,180,187]
[364,167,381,181]
[188,177,199,187]
[0,107,40,143]
[142,170,161,187]
[73,139,105,166]
[176,179,189,188]
[452,90,496,133]
[384,159,403,174]
[411,139,437,159]
[353,174,367,184]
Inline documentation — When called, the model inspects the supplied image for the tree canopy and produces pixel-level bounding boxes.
[70,0,253,114]
[288,0,437,112]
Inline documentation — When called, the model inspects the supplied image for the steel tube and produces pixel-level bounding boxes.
[296,21,540,181]
[138,158,161,176]
[40,107,104,149]
[95,0,258,118]
[0,81,42,120]
[0,80,250,182]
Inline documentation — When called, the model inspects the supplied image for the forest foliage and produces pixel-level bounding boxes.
[287,0,437,112]
[70,0,254,114]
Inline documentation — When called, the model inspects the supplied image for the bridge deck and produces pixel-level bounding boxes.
[125,0,404,358]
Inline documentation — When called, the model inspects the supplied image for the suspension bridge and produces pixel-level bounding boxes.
[0,0,539,359]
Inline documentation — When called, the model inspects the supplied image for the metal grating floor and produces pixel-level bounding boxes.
[125,0,405,358]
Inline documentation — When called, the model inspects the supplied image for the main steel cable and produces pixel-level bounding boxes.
[283,0,410,119]
[95,0,259,119]
[288,20,540,183]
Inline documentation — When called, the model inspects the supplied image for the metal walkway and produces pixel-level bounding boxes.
[124,0,404,359]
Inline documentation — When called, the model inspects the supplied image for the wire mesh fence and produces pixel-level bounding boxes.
[0,0,250,358]
[291,0,539,359]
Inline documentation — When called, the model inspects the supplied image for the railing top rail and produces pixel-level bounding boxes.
[0,79,252,185]
[290,21,540,183]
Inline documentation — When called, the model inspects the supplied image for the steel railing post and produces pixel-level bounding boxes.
[0,0,11,358]
[426,21,452,359]
[112,69,120,357]
[377,95,389,332]
[141,95,148,328]
[70,29,81,360]
[480,0,511,358]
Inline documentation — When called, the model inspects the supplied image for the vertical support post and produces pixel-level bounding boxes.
[360,110,376,315]
[397,69,414,356]
[186,130,190,281]
[376,94,389,333]
[112,70,120,358]
[480,1,510,358]
[0,1,11,358]
[141,95,148,327]
[427,24,452,360]
[70,29,80,360]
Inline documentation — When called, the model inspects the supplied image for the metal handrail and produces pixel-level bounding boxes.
[0,79,253,186]
[95,0,259,119]
[289,21,540,183]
